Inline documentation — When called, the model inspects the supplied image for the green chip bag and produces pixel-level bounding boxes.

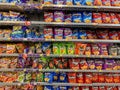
[59,43,66,55]
[36,72,44,82]
[67,42,75,55]
[17,72,25,83]
[53,43,60,54]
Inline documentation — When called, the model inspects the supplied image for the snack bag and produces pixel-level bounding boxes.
[66,42,75,54]
[25,72,32,82]
[99,86,106,90]
[109,44,117,56]
[92,73,99,83]
[72,29,78,39]
[102,13,111,23]
[81,87,90,90]
[59,73,67,82]
[64,28,72,39]
[37,86,43,90]
[53,72,59,82]
[93,13,102,23]
[6,44,16,54]
[75,43,87,55]
[95,59,103,70]
[99,44,108,55]
[78,30,87,39]
[116,60,120,70]
[62,58,68,69]
[110,13,119,24]
[54,0,65,4]
[73,0,83,5]
[98,73,105,83]
[82,12,92,23]
[36,72,44,82]
[35,43,42,54]
[66,0,73,5]
[67,73,76,83]
[54,58,64,69]
[102,0,111,6]
[44,12,53,22]
[3,12,9,21]
[82,0,93,5]
[104,59,116,70]
[59,86,68,90]
[86,30,97,39]
[59,43,66,55]
[109,30,119,40]
[72,13,82,23]
[111,0,120,6]
[17,72,25,83]
[54,11,64,22]
[76,73,83,83]
[96,30,109,39]
[94,0,102,6]
[53,43,60,54]
[53,86,59,90]
[42,42,51,54]
[105,73,113,83]
[44,86,53,90]
[65,13,72,23]
[85,44,91,56]
[87,59,95,70]
[69,58,80,69]
[4,29,12,38]
[44,72,53,83]
[116,13,120,22]
[44,27,53,39]
[9,11,20,21]
[92,87,99,90]
[54,28,64,39]
[113,73,120,83]
[79,58,88,70]
[44,0,53,4]
[91,44,100,55]
[84,73,92,83]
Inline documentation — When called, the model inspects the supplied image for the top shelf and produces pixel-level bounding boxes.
[1,3,120,12]
[42,5,120,12]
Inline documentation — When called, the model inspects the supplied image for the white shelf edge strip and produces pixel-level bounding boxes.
[1,38,120,43]
[0,82,119,86]
[0,68,119,73]
[0,54,120,59]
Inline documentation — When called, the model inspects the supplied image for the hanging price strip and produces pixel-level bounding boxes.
[25,21,31,26]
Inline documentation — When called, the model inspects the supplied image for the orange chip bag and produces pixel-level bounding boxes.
[92,73,98,83]
[79,59,88,70]
[94,0,102,6]
[6,44,16,54]
[102,13,111,23]
[84,73,92,83]
[110,13,119,24]
[105,73,113,83]
[67,73,76,83]
[91,44,100,55]
[102,0,111,6]
[113,73,120,83]
[44,12,53,22]
[77,73,83,83]
[98,73,105,83]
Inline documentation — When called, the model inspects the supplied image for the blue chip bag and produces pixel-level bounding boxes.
[53,86,60,90]
[44,86,53,90]
[25,28,32,38]
[59,73,67,82]
[78,30,87,39]
[59,86,68,90]
[0,13,3,20]
[73,0,83,5]
[42,42,51,54]
[82,0,93,5]
[44,72,53,83]
[72,13,82,23]
[72,29,78,39]
[53,72,59,82]
[82,12,92,23]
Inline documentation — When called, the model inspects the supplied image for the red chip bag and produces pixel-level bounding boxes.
[86,30,97,39]
[93,13,102,24]
[102,13,111,23]
[67,73,76,83]
[96,30,109,39]
[106,86,118,90]
[92,86,99,90]
[99,86,106,90]
[79,59,88,70]
[84,73,92,83]
[72,87,80,90]
[69,58,80,70]
[105,73,113,83]
[110,13,119,24]
[116,13,120,22]
[109,30,119,40]
[113,74,120,83]
[111,0,119,6]
[98,73,105,83]
[92,73,99,83]
[94,0,102,5]
[85,44,91,56]
[81,86,90,90]
[44,12,53,22]
[76,73,83,83]
[102,0,111,6]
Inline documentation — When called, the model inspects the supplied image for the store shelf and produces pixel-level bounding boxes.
[0,68,119,73]
[0,21,25,26]
[0,82,119,86]
[0,54,120,59]
[0,3,24,11]
[42,5,120,12]
[1,38,120,43]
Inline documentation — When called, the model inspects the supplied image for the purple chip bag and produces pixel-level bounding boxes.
[116,60,120,70]
[64,28,72,39]
[95,59,104,70]
[99,43,108,55]
[87,59,95,70]
[54,11,64,22]
[54,0,65,4]
[54,28,64,39]
[65,13,72,23]
[104,59,116,70]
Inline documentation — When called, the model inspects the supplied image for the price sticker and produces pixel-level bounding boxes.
[109,55,112,58]
[24,69,26,72]
[56,69,59,72]
[94,6,98,8]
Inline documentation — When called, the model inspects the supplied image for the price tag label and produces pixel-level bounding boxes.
[94,6,98,8]
[56,69,59,72]
[11,3,15,6]
[109,55,112,58]
[24,69,26,72]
